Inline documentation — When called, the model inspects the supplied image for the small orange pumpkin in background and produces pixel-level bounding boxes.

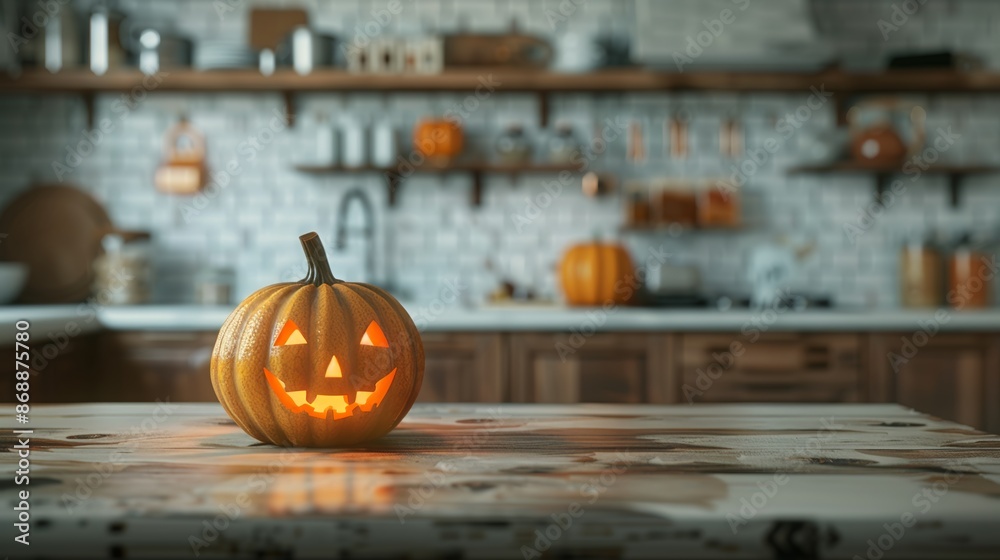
[559,241,636,306]
[211,232,424,447]
[413,118,463,163]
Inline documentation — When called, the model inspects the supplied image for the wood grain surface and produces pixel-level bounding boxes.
[3,403,1000,558]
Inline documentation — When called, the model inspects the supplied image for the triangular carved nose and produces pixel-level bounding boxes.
[325,355,343,378]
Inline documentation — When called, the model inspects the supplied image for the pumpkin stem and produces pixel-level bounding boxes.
[299,232,339,285]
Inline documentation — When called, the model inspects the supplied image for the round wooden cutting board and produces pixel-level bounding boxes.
[0,184,112,303]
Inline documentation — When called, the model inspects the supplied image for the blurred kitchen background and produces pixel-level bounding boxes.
[0,0,998,307]
[1,0,999,432]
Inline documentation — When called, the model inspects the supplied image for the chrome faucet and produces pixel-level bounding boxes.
[335,188,376,283]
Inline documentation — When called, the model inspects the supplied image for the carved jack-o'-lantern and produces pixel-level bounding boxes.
[211,232,424,447]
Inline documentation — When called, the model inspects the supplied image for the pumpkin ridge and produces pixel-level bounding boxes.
[233,284,303,445]
[213,284,290,440]
[346,283,424,430]
[266,284,316,446]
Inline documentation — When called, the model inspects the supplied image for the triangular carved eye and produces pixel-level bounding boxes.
[360,321,388,347]
[274,319,307,346]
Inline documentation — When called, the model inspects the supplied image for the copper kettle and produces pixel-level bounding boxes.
[848,99,926,166]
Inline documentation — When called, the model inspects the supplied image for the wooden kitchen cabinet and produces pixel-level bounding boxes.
[508,333,676,403]
[1,335,100,403]
[98,331,218,402]
[868,333,1000,433]
[418,332,505,402]
[680,333,863,404]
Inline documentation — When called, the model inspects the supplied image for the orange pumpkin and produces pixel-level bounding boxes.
[211,232,424,447]
[559,242,636,306]
[413,119,463,163]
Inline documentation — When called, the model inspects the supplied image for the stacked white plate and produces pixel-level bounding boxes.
[195,41,256,70]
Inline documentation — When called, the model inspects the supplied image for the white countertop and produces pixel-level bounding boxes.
[2,304,1000,339]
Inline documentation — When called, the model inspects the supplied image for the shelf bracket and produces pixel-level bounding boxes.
[282,91,296,127]
[537,93,550,128]
[874,173,890,200]
[949,174,962,207]
[82,92,95,130]
[384,170,402,207]
[471,171,483,206]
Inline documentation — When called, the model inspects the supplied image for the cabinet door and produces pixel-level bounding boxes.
[99,332,218,402]
[869,333,1000,433]
[418,333,504,403]
[1,334,99,403]
[680,333,862,403]
[509,333,674,404]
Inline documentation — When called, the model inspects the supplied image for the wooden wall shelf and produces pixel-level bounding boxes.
[788,161,1000,206]
[295,161,581,206]
[7,68,1000,129]
[6,68,1000,93]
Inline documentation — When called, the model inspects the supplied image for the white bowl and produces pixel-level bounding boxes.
[0,263,28,304]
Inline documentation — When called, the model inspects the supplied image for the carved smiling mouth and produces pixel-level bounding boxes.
[263,367,397,420]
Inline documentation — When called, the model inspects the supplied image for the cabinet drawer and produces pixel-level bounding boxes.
[681,334,862,403]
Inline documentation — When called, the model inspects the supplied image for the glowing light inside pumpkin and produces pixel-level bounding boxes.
[360,321,389,347]
[264,367,397,420]
[275,320,307,346]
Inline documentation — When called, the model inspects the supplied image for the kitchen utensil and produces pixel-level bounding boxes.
[42,3,79,72]
[900,235,943,308]
[0,184,111,303]
[948,233,992,310]
[443,33,552,68]
[313,112,338,166]
[0,2,21,76]
[249,8,308,52]
[625,183,651,226]
[697,182,740,227]
[654,180,697,226]
[627,120,646,164]
[341,117,368,168]
[719,117,743,158]
[644,262,700,296]
[848,99,926,166]
[547,122,581,164]
[287,26,334,75]
[668,113,689,160]
[747,240,814,310]
[195,41,255,70]
[92,229,151,305]
[155,118,207,195]
[371,119,397,167]
[88,2,125,75]
[0,263,27,304]
[495,123,531,164]
[551,31,603,73]
[195,267,234,305]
